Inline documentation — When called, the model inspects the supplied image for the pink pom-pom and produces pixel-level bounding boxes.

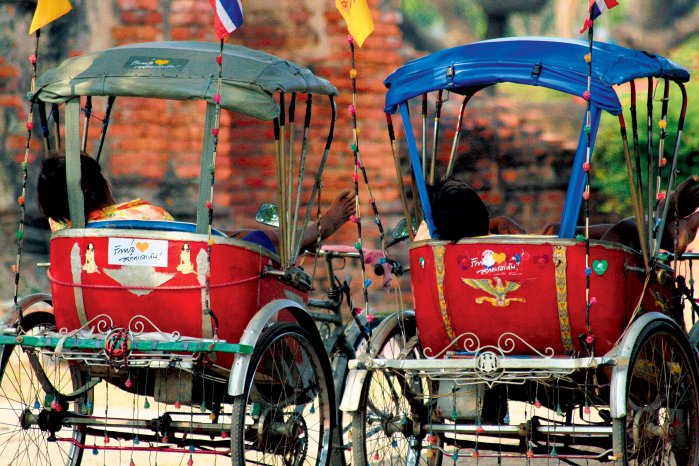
[582,191,590,201]
[356,159,362,168]
[348,104,355,115]
[582,162,590,172]
[534,399,542,408]
[25,122,33,131]
[583,405,591,414]
[215,55,223,65]
[175,401,182,409]
[353,307,362,315]
[656,192,666,201]
[125,378,133,388]
[582,90,591,101]
[206,200,213,209]
[350,215,358,223]
[213,94,221,104]
[104,435,110,444]
[347,34,354,44]
[590,296,597,305]
[29,55,37,65]
[586,334,594,344]
[366,313,375,323]
[187,459,193,466]
[212,128,219,137]
[221,431,229,439]
[352,173,359,183]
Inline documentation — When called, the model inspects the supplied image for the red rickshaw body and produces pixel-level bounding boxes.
[410,236,672,356]
[49,228,307,366]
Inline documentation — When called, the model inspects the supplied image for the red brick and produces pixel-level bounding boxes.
[119,0,159,10]
[0,65,19,79]
[0,95,23,108]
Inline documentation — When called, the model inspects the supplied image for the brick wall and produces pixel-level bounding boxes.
[0,1,586,308]
[0,1,586,238]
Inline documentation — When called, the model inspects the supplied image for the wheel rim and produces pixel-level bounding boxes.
[0,314,85,466]
[232,324,331,465]
[624,327,699,465]
[353,323,439,466]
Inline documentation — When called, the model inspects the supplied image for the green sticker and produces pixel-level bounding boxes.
[592,259,608,276]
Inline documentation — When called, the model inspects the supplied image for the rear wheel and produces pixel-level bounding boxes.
[352,314,441,466]
[0,310,87,466]
[230,322,334,465]
[613,319,699,465]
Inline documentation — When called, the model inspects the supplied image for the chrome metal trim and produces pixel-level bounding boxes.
[227,298,309,396]
[609,312,674,419]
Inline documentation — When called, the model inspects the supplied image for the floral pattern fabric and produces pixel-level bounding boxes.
[49,199,174,232]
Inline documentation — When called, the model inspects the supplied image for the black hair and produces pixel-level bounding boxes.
[430,177,489,240]
[37,150,114,222]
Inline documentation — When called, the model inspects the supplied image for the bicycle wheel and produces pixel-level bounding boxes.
[335,315,382,465]
[0,310,87,466]
[230,322,334,466]
[612,319,699,465]
[352,314,440,466]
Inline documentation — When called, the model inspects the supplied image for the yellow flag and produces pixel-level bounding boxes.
[29,0,73,35]
[336,0,374,47]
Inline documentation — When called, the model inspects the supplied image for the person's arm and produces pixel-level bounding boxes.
[232,191,355,254]
[489,216,526,234]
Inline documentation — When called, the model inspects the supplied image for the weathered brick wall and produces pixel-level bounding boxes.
[0,0,585,307]
[0,0,584,237]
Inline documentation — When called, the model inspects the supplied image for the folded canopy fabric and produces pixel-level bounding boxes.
[33,41,338,121]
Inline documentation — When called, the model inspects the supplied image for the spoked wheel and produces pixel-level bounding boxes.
[0,310,88,466]
[230,322,334,466]
[613,319,699,465]
[352,314,441,466]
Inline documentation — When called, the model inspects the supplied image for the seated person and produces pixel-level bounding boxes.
[416,175,699,254]
[37,151,355,253]
[600,175,699,254]
[415,177,525,241]
[38,150,173,232]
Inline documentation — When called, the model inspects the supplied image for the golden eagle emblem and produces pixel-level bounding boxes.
[462,276,526,307]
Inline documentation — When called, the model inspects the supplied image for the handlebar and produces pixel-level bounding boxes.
[318,245,405,277]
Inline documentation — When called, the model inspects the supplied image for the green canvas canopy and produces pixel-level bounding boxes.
[33,41,338,121]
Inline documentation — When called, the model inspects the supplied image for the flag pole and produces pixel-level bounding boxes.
[13,30,41,327]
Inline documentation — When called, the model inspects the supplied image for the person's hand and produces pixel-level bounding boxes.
[490,216,526,235]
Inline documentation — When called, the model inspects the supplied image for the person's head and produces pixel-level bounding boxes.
[430,176,489,240]
[37,150,115,222]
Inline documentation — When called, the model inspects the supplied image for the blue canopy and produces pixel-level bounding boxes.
[384,37,689,116]
[385,37,690,239]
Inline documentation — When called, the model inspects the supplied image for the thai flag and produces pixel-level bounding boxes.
[580,0,618,33]
[210,0,243,39]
